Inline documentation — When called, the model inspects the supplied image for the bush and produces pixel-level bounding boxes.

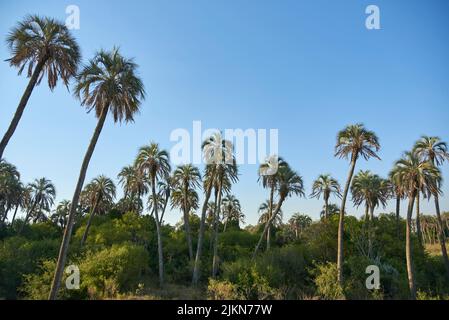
[313,262,345,300]
[207,279,241,300]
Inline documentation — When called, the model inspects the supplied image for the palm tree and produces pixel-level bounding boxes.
[391,151,440,299]
[310,174,341,219]
[257,156,287,250]
[334,123,380,285]
[413,136,449,279]
[222,194,243,232]
[192,133,236,285]
[49,48,145,300]
[258,200,283,245]
[389,170,406,236]
[253,163,304,257]
[320,203,340,219]
[172,164,201,261]
[135,143,171,287]
[288,213,312,239]
[51,200,71,229]
[171,186,200,249]
[0,160,22,224]
[0,15,80,159]
[80,175,116,247]
[19,177,56,232]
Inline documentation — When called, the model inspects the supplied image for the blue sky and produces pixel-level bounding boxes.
[1,0,448,225]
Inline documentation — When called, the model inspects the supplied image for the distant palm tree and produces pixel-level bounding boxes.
[0,160,22,224]
[334,124,380,285]
[135,142,171,287]
[0,15,80,159]
[310,174,341,219]
[413,136,449,279]
[391,151,440,299]
[80,176,116,247]
[222,194,243,232]
[49,48,145,300]
[19,178,56,232]
[320,203,340,219]
[258,200,283,249]
[253,163,304,257]
[288,213,312,239]
[51,200,71,229]
[389,170,406,235]
[173,164,202,261]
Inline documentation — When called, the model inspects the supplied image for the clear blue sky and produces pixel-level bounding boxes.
[1,0,448,225]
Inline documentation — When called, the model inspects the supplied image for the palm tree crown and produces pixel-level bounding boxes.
[6,15,81,89]
[335,123,381,161]
[74,47,145,122]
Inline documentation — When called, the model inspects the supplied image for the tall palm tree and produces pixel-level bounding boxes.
[0,15,80,159]
[253,163,304,257]
[49,48,145,300]
[192,133,236,285]
[171,186,200,248]
[0,160,22,224]
[135,143,171,287]
[391,151,440,299]
[258,200,283,245]
[413,136,449,279]
[80,175,116,247]
[310,174,341,219]
[257,156,287,250]
[172,164,201,261]
[334,124,380,285]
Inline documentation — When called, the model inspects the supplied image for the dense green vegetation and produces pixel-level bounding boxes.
[1,15,449,300]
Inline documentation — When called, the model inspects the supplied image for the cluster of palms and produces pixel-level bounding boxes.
[1,15,448,301]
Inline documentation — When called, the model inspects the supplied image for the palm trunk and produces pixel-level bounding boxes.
[267,225,271,250]
[369,205,375,221]
[11,205,19,225]
[364,202,369,221]
[212,178,223,277]
[152,179,164,287]
[80,199,99,247]
[406,193,417,300]
[396,196,401,238]
[324,196,329,220]
[253,197,285,258]
[192,166,216,285]
[415,191,423,246]
[434,194,449,280]
[337,156,357,285]
[184,184,193,261]
[0,57,47,160]
[49,106,108,300]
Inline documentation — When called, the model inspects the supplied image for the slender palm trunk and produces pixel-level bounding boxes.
[253,198,284,258]
[49,107,108,300]
[212,179,223,277]
[11,205,19,225]
[337,156,357,285]
[267,185,275,250]
[434,194,449,280]
[369,205,375,221]
[415,191,423,246]
[324,196,329,220]
[0,58,47,160]
[152,178,164,287]
[80,199,99,247]
[192,166,216,285]
[396,196,401,238]
[183,184,193,261]
[406,193,417,300]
